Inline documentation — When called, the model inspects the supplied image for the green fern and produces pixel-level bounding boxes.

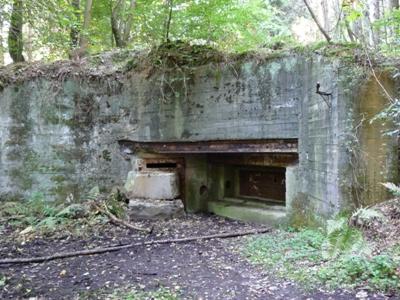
[381,182,400,197]
[85,186,100,202]
[321,217,369,259]
[351,207,385,228]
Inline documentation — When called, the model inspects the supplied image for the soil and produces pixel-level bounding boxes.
[0,214,393,299]
[352,198,400,254]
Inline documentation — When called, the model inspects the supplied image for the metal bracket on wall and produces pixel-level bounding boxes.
[316,82,332,109]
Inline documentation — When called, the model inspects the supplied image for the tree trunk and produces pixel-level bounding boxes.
[165,0,173,42]
[8,0,25,63]
[390,0,399,9]
[0,6,4,66]
[70,0,80,49]
[26,26,33,62]
[302,0,332,43]
[122,0,136,43]
[111,0,136,48]
[345,20,357,42]
[78,0,93,52]
[111,0,124,47]
[321,0,329,33]
[372,0,381,45]
[388,0,399,43]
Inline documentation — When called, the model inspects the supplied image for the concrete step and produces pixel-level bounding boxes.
[128,198,184,220]
[208,200,287,225]
[223,197,286,212]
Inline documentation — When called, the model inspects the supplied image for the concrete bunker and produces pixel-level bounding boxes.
[120,139,298,223]
[0,52,397,225]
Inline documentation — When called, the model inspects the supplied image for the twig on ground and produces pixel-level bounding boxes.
[0,228,271,265]
[0,215,25,223]
[92,203,152,233]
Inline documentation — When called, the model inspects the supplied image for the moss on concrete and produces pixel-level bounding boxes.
[287,193,322,229]
[355,72,398,206]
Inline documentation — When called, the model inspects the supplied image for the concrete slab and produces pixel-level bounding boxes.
[128,198,184,219]
[125,171,179,200]
[208,200,286,225]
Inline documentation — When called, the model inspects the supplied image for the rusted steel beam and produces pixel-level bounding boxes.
[208,153,298,167]
[119,139,298,154]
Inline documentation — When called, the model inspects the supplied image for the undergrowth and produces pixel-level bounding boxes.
[79,286,179,300]
[244,218,400,293]
[0,187,125,236]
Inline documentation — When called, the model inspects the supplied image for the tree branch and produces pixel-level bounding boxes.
[165,0,173,42]
[93,203,151,233]
[0,228,271,265]
[122,0,136,43]
[302,0,332,43]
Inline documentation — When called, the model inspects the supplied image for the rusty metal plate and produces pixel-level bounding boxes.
[208,153,298,167]
[239,167,285,203]
[119,139,298,154]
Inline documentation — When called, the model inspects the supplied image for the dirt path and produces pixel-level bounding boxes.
[0,215,389,299]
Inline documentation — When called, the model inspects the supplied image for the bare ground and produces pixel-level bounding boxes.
[0,214,394,299]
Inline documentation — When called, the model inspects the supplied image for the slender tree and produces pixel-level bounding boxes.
[372,0,381,45]
[8,0,25,62]
[390,0,399,9]
[70,0,81,49]
[302,0,332,43]
[78,0,93,52]
[0,5,4,66]
[111,0,136,48]
[165,0,173,42]
[26,26,33,62]
[321,0,329,33]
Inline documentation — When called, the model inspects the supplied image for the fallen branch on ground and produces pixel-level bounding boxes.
[0,215,25,223]
[92,203,152,233]
[0,228,270,265]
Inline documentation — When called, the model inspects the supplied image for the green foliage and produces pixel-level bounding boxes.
[147,41,225,68]
[245,229,325,287]
[372,97,400,137]
[85,186,100,202]
[3,0,298,62]
[0,192,88,232]
[350,207,386,230]
[3,0,400,62]
[321,217,368,259]
[80,286,179,300]
[245,219,400,292]
[104,195,126,219]
[56,203,88,219]
[374,9,400,55]
[116,287,179,300]
[0,274,6,287]
[318,254,400,291]
[381,182,400,197]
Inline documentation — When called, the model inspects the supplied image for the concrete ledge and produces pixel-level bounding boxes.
[208,200,286,225]
[128,198,184,220]
[125,171,179,200]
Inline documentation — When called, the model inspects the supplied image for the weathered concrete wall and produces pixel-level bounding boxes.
[356,73,398,206]
[0,52,396,217]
